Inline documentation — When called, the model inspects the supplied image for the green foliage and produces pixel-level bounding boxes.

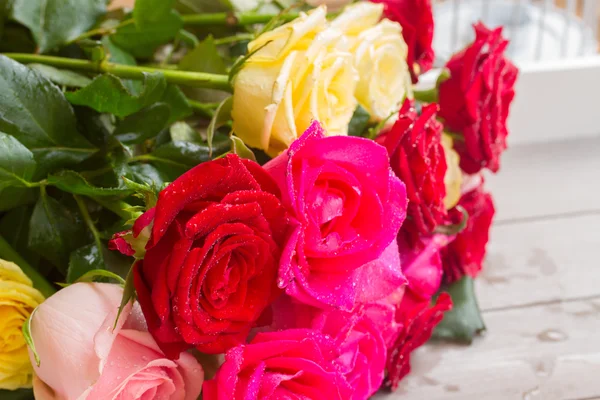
[0,132,36,189]
[10,0,107,53]
[28,64,92,88]
[66,72,167,118]
[432,277,487,344]
[179,35,228,102]
[0,389,33,400]
[348,105,371,137]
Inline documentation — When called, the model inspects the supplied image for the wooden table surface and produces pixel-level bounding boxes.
[378,136,600,400]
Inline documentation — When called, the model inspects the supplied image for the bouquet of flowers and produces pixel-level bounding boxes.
[0,0,518,398]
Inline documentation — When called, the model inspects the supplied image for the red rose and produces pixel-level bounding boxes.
[438,23,518,174]
[370,0,435,82]
[114,155,292,357]
[385,292,452,389]
[442,183,495,283]
[203,329,352,400]
[377,99,447,247]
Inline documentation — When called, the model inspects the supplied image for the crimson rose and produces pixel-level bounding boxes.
[377,99,447,247]
[442,183,495,283]
[112,155,292,357]
[370,0,435,81]
[439,22,518,174]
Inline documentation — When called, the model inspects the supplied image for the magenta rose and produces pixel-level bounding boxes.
[203,329,352,400]
[264,121,407,310]
[268,295,393,399]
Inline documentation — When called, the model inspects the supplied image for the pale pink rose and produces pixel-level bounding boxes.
[29,283,203,400]
[264,121,407,310]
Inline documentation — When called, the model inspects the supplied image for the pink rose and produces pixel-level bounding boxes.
[268,295,393,399]
[29,283,203,400]
[398,234,453,302]
[264,121,407,310]
[203,329,352,400]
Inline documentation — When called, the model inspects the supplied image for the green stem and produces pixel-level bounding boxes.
[413,87,438,104]
[188,99,218,118]
[74,195,103,252]
[181,12,298,26]
[0,235,56,298]
[2,53,232,92]
[214,33,255,46]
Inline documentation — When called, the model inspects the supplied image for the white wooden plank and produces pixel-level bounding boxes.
[477,214,600,311]
[376,299,600,400]
[486,136,600,222]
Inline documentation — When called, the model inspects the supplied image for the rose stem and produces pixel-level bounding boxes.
[1,53,232,92]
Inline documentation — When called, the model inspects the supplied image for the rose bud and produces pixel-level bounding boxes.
[439,22,519,174]
[376,99,448,247]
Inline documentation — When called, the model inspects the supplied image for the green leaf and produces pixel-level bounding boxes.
[0,206,40,268]
[170,121,201,143]
[22,308,39,366]
[66,243,104,283]
[67,267,126,286]
[0,132,36,190]
[432,276,486,344]
[231,135,256,162]
[102,36,140,93]
[0,56,94,174]
[134,0,176,29]
[29,192,87,271]
[28,64,92,88]
[10,0,107,53]
[179,35,228,102]
[0,389,34,400]
[111,11,183,58]
[114,265,136,329]
[126,163,171,188]
[161,85,193,124]
[348,105,371,137]
[152,140,211,168]
[0,186,36,212]
[122,176,159,208]
[207,96,232,154]
[66,72,167,118]
[114,103,170,144]
[48,170,134,197]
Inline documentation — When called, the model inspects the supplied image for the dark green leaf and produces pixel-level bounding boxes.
[122,176,159,208]
[66,243,104,283]
[432,276,486,344]
[134,0,176,29]
[66,72,167,118]
[0,132,36,189]
[0,56,95,174]
[102,36,140,93]
[175,0,231,13]
[151,140,211,168]
[179,35,228,102]
[0,389,33,400]
[0,0,12,39]
[111,11,183,58]
[73,106,112,148]
[48,170,133,197]
[170,121,201,143]
[348,105,371,137]
[0,206,40,267]
[67,266,126,285]
[207,96,232,153]
[231,135,256,162]
[161,85,193,124]
[10,0,106,53]
[28,63,92,88]
[29,192,87,271]
[114,103,170,144]
[126,163,171,188]
[0,23,36,53]
[0,186,36,212]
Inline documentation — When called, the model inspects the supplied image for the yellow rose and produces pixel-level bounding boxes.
[332,3,413,122]
[232,6,358,156]
[0,259,44,390]
[442,134,463,209]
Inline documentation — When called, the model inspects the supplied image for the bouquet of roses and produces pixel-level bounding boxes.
[0,0,518,398]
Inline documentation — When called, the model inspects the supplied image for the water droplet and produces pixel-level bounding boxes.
[536,329,567,342]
